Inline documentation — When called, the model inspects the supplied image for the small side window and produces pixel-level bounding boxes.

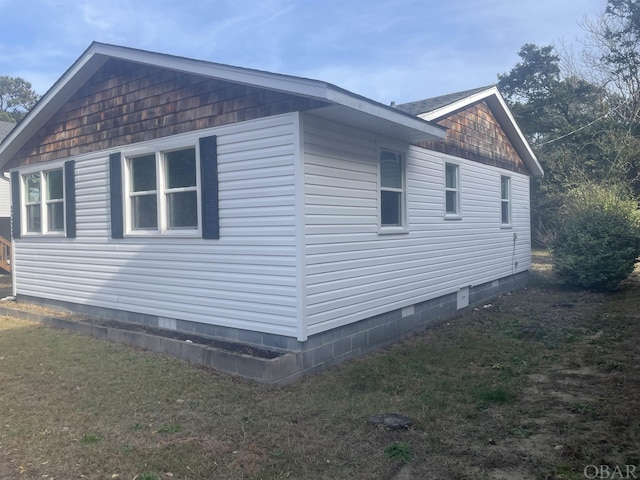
[445,163,459,216]
[501,176,511,225]
[379,149,404,228]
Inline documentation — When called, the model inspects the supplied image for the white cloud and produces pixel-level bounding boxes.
[0,0,609,101]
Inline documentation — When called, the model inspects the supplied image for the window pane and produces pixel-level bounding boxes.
[501,176,510,200]
[381,190,401,226]
[446,191,457,214]
[130,154,157,192]
[380,151,402,189]
[47,169,64,200]
[26,205,41,232]
[502,202,510,224]
[25,173,41,203]
[48,202,64,231]
[445,164,457,189]
[166,148,196,189]
[167,191,198,228]
[132,194,158,229]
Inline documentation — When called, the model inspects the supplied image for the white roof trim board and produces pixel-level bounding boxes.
[414,86,543,177]
[0,42,446,169]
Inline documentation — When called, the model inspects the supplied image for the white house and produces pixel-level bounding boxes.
[0,43,542,383]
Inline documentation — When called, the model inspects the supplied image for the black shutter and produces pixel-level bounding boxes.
[109,152,123,239]
[64,160,76,238]
[199,135,219,239]
[10,171,20,239]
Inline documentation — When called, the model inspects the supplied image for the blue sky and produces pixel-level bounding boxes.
[0,0,604,105]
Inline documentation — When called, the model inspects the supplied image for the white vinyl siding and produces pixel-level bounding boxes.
[12,111,533,341]
[303,114,531,335]
[0,177,11,218]
[13,114,300,337]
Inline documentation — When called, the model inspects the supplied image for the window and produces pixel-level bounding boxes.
[22,168,65,234]
[46,170,65,231]
[445,163,459,216]
[126,147,199,234]
[24,173,41,233]
[12,161,75,239]
[379,149,404,227]
[110,135,218,240]
[165,148,198,228]
[501,176,511,225]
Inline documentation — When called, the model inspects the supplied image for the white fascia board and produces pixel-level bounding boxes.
[417,86,500,122]
[490,92,543,177]
[418,86,543,177]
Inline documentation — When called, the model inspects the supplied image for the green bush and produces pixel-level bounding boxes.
[550,183,640,291]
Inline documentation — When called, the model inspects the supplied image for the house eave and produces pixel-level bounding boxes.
[0,42,444,170]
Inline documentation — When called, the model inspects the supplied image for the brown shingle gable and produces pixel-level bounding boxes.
[416,101,528,175]
[8,59,329,168]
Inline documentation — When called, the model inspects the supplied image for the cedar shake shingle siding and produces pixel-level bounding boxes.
[8,59,329,168]
[417,102,528,175]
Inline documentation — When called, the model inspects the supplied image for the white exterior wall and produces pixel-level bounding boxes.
[0,176,10,217]
[303,114,531,336]
[13,113,300,337]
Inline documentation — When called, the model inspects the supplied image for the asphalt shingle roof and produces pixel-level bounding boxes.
[395,85,495,116]
[0,121,15,142]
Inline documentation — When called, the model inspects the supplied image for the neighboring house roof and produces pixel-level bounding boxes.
[396,85,543,177]
[0,42,445,171]
[0,121,15,141]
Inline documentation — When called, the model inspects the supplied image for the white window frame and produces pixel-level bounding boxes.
[123,142,202,237]
[500,175,512,227]
[378,147,407,233]
[444,162,461,219]
[20,163,66,236]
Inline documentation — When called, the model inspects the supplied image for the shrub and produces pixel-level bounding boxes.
[550,182,640,291]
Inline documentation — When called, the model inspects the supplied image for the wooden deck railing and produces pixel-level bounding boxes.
[0,236,11,273]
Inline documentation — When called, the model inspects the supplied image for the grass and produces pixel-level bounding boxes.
[0,253,638,479]
[384,442,414,463]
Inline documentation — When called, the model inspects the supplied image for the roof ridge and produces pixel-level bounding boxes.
[394,85,496,115]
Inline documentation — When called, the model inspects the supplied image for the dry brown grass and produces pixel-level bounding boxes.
[0,255,639,479]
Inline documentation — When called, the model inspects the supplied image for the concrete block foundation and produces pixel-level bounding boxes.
[6,272,528,386]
